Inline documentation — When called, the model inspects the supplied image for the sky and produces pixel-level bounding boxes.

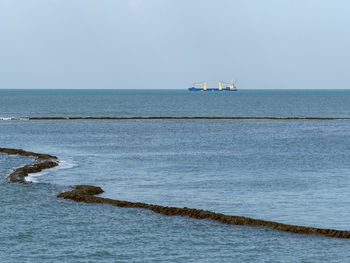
[0,0,349,89]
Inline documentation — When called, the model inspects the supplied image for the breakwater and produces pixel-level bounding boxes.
[0,148,59,183]
[57,185,350,239]
[1,116,350,120]
[2,147,350,238]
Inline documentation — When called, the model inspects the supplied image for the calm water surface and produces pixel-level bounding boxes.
[1,89,350,262]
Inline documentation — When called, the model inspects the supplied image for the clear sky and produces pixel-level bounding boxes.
[0,0,349,89]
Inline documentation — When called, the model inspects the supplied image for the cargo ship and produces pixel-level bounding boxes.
[188,81,237,91]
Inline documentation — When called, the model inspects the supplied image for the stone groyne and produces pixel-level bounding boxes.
[1,116,350,121]
[57,185,350,239]
[2,147,350,239]
[25,116,350,120]
[0,148,59,183]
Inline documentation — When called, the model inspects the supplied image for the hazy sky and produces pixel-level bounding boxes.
[0,0,349,89]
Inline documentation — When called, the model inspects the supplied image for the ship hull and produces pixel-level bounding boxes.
[188,88,237,91]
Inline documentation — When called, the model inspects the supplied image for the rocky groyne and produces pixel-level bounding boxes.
[0,148,59,183]
[2,147,350,238]
[57,185,350,239]
[24,116,350,120]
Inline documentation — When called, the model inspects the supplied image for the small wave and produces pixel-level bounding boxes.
[25,158,78,183]
[0,117,29,121]
[25,168,50,183]
[56,158,78,170]
[25,172,42,183]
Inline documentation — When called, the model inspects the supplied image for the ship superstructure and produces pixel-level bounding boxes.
[188,81,237,91]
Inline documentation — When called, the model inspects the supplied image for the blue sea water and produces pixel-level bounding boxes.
[1,89,350,262]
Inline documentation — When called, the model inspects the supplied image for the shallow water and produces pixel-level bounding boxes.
[1,89,350,262]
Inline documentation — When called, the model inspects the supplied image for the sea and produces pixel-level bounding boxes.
[1,89,350,262]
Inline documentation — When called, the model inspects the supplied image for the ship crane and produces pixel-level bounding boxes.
[192,81,207,90]
[219,80,237,90]
[189,80,237,92]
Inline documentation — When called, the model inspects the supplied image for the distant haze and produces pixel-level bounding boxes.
[0,0,349,89]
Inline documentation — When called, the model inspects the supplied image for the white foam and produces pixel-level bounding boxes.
[0,117,29,121]
[56,158,78,170]
[25,158,78,183]
[25,172,42,183]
